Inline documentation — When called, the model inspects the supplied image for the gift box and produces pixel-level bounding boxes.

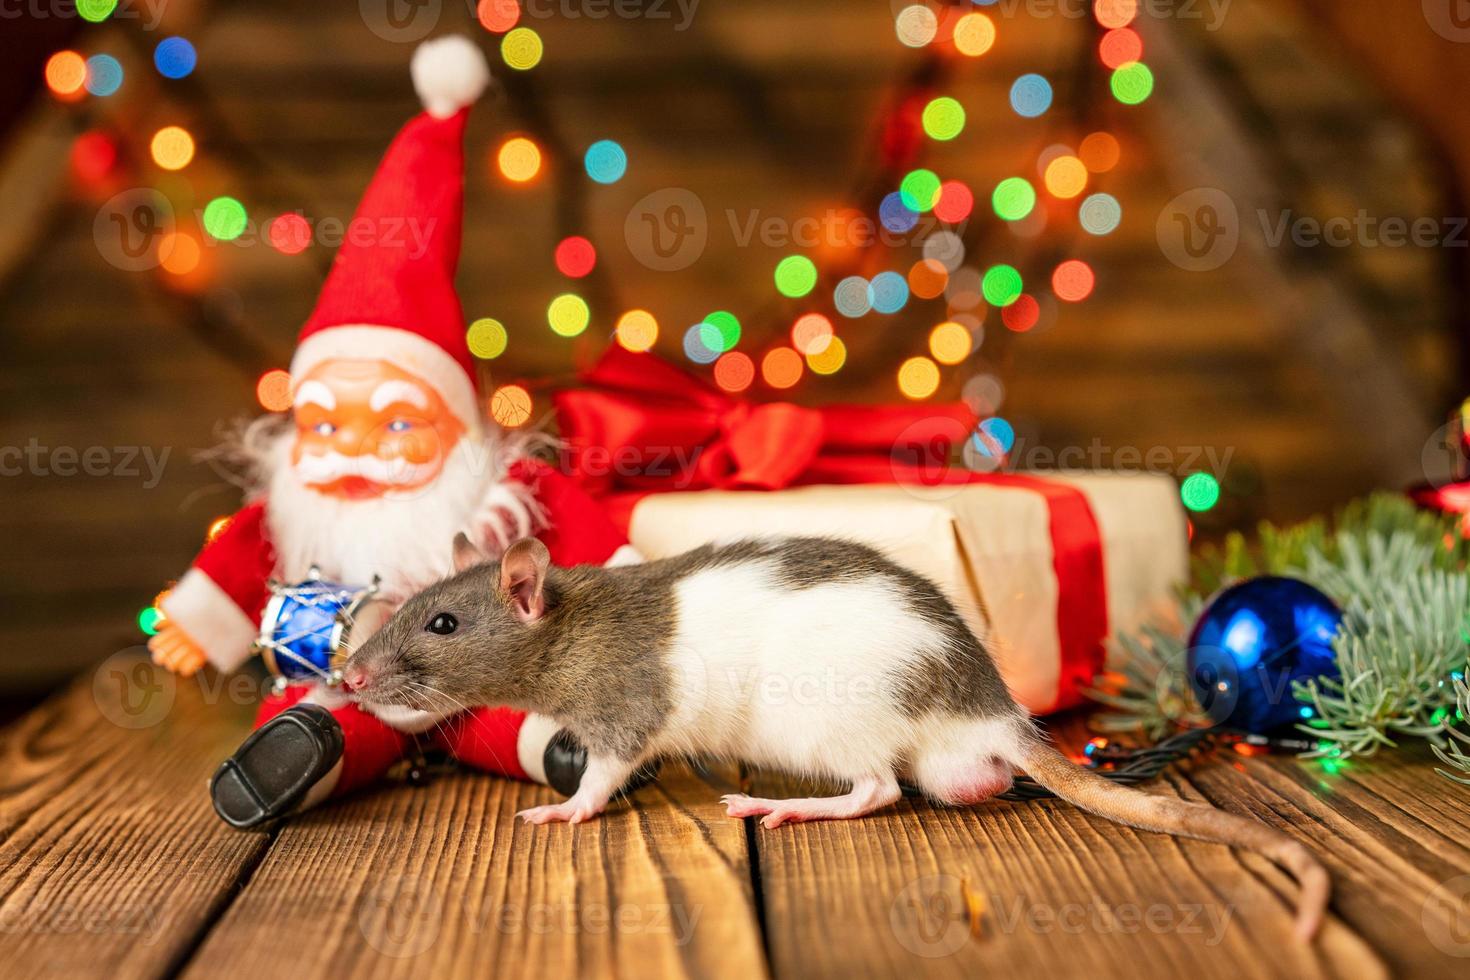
[620,476,1187,714]
[554,348,1189,714]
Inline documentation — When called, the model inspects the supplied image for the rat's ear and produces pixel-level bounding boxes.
[452,532,488,573]
[499,538,550,623]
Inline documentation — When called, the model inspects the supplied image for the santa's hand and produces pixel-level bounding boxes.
[148,625,208,677]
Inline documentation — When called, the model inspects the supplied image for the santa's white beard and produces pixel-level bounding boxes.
[261,428,542,602]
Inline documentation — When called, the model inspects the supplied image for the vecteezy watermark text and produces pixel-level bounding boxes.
[1,440,169,489]
[0,0,169,29]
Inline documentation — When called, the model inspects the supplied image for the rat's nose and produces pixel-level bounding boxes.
[340,663,371,693]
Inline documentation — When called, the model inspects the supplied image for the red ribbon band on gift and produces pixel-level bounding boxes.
[553,347,1108,709]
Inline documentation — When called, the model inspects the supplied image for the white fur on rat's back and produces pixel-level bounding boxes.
[649,557,1013,780]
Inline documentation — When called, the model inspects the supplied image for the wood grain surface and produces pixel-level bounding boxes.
[0,653,266,976]
[5,665,1470,978]
[182,759,766,980]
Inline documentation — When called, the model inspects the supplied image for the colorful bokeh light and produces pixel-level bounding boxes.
[1043,155,1088,199]
[1111,62,1154,105]
[1001,294,1040,332]
[922,97,966,141]
[982,264,1024,307]
[45,51,87,100]
[897,356,940,400]
[1099,28,1142,69]
[701,310,741,352]
[1009,73,1052,117]
[548,294,591,337]
[1094,0,1138,30]
[268,213,312,255]
[555,236,597,278]
[584,140,628,184]
[992,177,1036,221]
[491,384,534,428]
[713,351,755,392]
[1180,472,1221,512]
[806,335,846,375]
[616,309,659,352]
[1079,193,1122,235]
[683,324,721,364]
[973,417,1016,457]
[895,5,939,48]
[467,317,508,359]
[502,27,544,70]
[869,271,909,314]
[953,13,996,57]
[933,181,975,224]
[77,0,116,22]
[900,169,942,212]
[203,197,248,241]
[154,37,197,79]
[929,322,972,365]
[791,313,834,356]
[834,276,872,318]
[477,0,520,33]
[256,369,293,412]
[70,131,116,183]
[908,259,949,300]
[761,348,803,389]
[138,606,164,636]
[1052,259,1096,302]
[84,55,124,97]
[498,137,542,183]
[158,232,201,276]
[880,192,920,234]
[774,255,818,298]
[1079,131,1121,172]
[150,126,195,171]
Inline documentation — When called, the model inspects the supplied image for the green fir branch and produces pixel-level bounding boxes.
[1433,673,1470,785]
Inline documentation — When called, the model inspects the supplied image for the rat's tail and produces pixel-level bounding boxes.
[1018,739,1329,941]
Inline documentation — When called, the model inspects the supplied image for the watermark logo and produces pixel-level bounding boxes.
[358,875,444,958]
[625,187,708,271]
[890,875,975,958]
[1422,420,1465,490]
[360,0,443,42]
[1424,0,1470,42]
[92,651,176,730]
[1157,187,1239,272]
[94,189,175,273]
[1423,874,1470,957]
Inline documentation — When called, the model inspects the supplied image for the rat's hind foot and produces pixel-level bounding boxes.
[721,775,901,829]
[720,794,776,818]
[516,800,602,825]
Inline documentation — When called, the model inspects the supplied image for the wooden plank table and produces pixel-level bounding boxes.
[3,654,1468,979]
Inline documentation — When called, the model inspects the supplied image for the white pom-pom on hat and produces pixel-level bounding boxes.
[412,35,492,119]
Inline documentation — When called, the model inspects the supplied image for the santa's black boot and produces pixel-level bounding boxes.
[211,705,344,830]
[542,728,660,798]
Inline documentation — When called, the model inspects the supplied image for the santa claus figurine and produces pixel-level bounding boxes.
[148,36,638,828]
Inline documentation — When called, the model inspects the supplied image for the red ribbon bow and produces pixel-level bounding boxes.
[553,346,977,496]
[553,346,1108,711]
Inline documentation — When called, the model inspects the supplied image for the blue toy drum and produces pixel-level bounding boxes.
[254,568,385,686]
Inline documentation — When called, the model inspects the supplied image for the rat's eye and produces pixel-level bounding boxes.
[426,613,458,635]
[313,422,336,436]
[388,419,412,433]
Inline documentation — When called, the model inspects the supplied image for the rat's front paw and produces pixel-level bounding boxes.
[516,802,600,825]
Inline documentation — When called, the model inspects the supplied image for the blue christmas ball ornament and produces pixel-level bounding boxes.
[1186,576,1342,733]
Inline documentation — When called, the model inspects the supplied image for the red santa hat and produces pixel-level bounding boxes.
[290,35,490,433]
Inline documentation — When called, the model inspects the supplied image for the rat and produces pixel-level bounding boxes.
[341,533,1329,940]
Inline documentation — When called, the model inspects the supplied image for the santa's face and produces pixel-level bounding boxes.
[290,358,466,499]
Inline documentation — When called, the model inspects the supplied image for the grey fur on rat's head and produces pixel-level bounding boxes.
[343,533,554,717]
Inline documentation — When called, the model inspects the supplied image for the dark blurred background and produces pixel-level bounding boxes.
[0,0,1465,710]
